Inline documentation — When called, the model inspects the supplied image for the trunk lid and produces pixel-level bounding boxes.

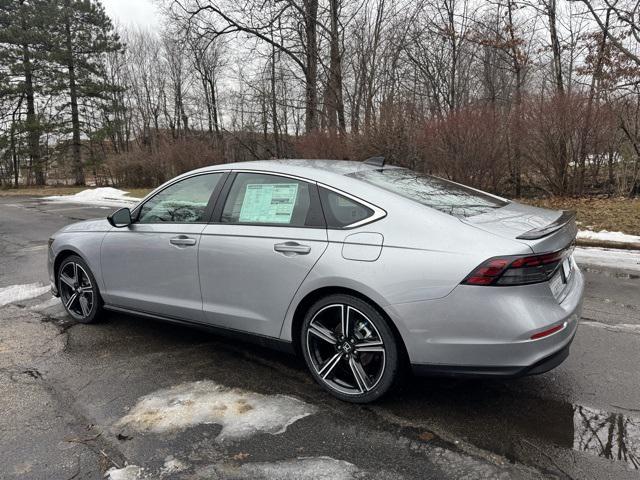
[462,202,577,253]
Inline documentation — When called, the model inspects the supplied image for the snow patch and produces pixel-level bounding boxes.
[44,187,141,207]
[574,247,640,272]
[578,229,640,245]
[160,456,188,476]
[30,296,61,311]
[430,447,514,479]
[0,283,50,307]
[199,457,361,480]
[105,465,144,480]
[116,380,316,441]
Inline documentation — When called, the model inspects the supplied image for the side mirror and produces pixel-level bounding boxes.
[107,207,132,228]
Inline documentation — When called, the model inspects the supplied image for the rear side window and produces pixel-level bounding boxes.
[221,173,323,227]
[349,168,508,217]
[319,188,374,228]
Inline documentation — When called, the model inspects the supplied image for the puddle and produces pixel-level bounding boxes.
[473,400,640,470]
[573,405,640,468]
[116,380,316,441]
[387,383,640,472]
[476,400,640,470]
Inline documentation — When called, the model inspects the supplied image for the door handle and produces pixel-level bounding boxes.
[170,235,197,246]
[274,241,311,255]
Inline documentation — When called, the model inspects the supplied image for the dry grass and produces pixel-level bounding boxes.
[521,197,640,235]
[0,186,153,199]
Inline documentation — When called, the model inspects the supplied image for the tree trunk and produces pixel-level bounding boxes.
[21,37,43,185]
[304,0,319,133]
[326,0,345,133]
[577,10,610,195]
[547,0,564,95]
[270,47,282,157]
[208,78,222,143]
[507,0,522,197]
[11,95,24,187]
[64,1,84,185]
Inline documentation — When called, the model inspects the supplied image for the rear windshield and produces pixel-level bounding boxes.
[349,168,508,217]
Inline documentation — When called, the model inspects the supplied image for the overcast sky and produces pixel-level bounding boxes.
[102,0,161,30]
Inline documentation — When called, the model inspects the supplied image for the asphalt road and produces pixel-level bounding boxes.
[1,196,639,480]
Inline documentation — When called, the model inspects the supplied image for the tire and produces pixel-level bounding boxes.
[300,294,400,403]
[57,254,104,324]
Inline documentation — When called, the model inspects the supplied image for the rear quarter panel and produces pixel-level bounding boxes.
[279,192,533,342]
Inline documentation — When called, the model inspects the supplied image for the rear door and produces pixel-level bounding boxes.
[100,172,225,321]
[199,171,328,337]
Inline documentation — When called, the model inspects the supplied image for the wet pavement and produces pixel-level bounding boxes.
[1,196,639,479]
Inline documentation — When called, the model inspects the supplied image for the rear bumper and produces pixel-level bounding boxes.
[411,330,574,378]
[385,260,584,372]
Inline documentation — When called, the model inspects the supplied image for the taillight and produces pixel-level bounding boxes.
[462,250,567,286]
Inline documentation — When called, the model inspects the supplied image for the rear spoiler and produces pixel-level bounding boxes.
[516,210,576,240]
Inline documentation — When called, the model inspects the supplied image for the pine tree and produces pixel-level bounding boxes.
[0,0,54,185]
[49,0,122,185]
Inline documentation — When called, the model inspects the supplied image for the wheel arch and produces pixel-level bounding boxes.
[289,286,410,366]
[53,248,83,280]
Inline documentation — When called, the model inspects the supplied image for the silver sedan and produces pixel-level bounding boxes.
[48,159,584,403]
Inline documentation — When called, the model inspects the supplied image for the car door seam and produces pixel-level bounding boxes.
[277,235,330,339]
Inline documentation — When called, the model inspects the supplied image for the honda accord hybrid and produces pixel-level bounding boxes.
[48,158,584,402]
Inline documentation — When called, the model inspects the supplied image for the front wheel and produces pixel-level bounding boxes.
[57,255,104,324]
[301,294,401,403]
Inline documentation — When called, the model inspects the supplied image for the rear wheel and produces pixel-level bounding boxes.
[57,255,103,324]
[301,294,400,403]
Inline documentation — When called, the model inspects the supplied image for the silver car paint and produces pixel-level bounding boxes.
[49,219,110,294]
[463,201,578,253]
[198,224,328,337]
[48,159,584,371]
[100,223,207,321]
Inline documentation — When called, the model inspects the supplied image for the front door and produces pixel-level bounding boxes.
[100,172,224,321]
[199,172,328,337]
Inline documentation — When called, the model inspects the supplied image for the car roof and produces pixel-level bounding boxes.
[189,159,401,185]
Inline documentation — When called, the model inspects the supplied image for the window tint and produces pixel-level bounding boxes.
[221,173,322,227]
[349,168,508,217]
[138,173,222,223]
[319,188,374,228]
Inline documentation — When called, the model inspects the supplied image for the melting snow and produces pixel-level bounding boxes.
[429,447,516,479]
[30,296,61,311]
[0,283,50,307]
[116,380,316,441]
[105,465,144,480]
[44,187,141,207]
[574,247,640,272]
[578,229,640,245]
[199,457,361,480]
[160,456,188,476]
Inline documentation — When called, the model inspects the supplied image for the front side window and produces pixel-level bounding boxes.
[138,173,222,223]
[349,168,508,217]
[221,173,322,227]
[319,188,374,228]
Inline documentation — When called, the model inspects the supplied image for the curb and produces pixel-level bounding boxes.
[576,239,640,251]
